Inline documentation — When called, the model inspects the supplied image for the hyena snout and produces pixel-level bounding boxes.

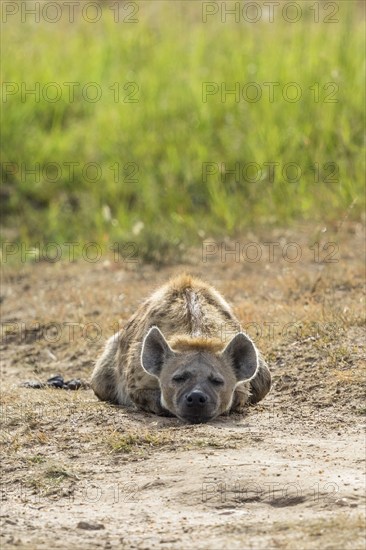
[185,390,207,407]
[178,389,217,423]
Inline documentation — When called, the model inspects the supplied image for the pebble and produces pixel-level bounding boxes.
[77,521,105,530]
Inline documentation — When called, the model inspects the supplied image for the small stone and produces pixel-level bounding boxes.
[77,521,105,530]
[335,498,350,507]
[65,379,82,390]
[46,375,64,388]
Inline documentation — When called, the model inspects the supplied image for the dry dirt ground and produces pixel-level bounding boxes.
[1,223,365,549]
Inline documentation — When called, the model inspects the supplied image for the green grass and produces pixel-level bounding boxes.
[1,1,364,259]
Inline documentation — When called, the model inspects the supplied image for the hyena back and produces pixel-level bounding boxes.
[91,275,271,423]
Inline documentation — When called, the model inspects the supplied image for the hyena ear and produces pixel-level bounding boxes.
[221,333,258,382]
[141,326,174,378]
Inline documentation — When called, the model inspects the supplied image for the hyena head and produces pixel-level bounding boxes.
[140,326,258,424]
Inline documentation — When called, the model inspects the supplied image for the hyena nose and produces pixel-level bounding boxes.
[185,391,207,407]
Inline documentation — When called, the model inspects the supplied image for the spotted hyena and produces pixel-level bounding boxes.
[91,275,271,423]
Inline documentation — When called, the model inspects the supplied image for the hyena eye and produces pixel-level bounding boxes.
[210,378,225,386]
[172,374,189,383]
